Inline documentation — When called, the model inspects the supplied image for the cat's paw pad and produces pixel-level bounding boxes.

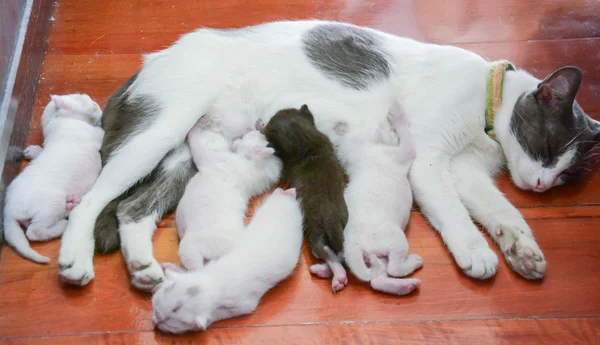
[23,145,42,160]
[58,250,95,286]
[331,275,348,293]
[130,259,165,292]
[310,263,333,279]
[504,236,546,280]
[455,246,498,280]
[65,195,82,211]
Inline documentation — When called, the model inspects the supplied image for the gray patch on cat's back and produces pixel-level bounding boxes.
[186,286,200,297]
[302,23,391,90]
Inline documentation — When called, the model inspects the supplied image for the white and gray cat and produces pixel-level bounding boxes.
[176,121,281,272]
[61,20,600,289]
[153,187,302,333]
[4,94,104,263]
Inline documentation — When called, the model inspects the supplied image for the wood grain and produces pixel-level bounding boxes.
[1,0,599,343]
[2,319,598,345]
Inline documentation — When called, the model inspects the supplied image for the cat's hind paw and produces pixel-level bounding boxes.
[331,274,348,293]
[454,246,498,280]
[504,236,546,280]
[310,263,333,278]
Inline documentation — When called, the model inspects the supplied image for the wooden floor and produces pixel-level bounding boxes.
[1,0,600,344]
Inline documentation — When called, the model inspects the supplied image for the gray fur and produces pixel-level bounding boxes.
[94,73,196,253]
[510,67,600,181]
[302,23,391,90]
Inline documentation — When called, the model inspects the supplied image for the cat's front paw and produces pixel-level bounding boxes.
[129,259,165,292]
[58,247,95,286]
[454,246,498,280]
[504,236,546,280]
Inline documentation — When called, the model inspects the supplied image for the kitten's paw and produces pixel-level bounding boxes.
[26,227,50,242]
[65,195,82,211]
[331,275,348,293]
[454,246,498,280]
[504,236,546,280]
[23,145,42,160]
[129,259,165,292]
[387,254,424,278]
[58,249,95,286]
[310,263,333,278]
[370,276,421,296]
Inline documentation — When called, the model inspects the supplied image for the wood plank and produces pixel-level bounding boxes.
[1,213,598,338]
[45,0,600,55]
[2,318,598,344]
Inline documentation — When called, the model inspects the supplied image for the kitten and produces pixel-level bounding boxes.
[153,188,303,333]
[176,121,281,270]
[330,111,422,295]
[4,94,104,263]
[264,105,349,292]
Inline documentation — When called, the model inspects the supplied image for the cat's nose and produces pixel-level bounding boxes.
[533,178,549,192]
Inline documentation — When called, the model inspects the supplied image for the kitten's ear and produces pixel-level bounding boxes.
[535,66,582,107]
[194,316,208,331]
[298,104,315,124]
[272,188,284,195]
[51,95,73,111]
[251,147,275,158]
[299,104,310,114]
[282,188,297,197]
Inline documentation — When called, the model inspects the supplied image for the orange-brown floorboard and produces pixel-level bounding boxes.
[1,1,600,344]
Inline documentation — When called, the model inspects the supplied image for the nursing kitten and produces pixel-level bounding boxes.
[153,188,303,333]
[176,122,281,270]
[334,111,422,295]
[4,94,104,263]
[265,105,349,292]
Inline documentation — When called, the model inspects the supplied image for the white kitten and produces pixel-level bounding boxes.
[154,188,302,333]
[4,94,104,263]
[335,111,422,295]
[176,123,281,270]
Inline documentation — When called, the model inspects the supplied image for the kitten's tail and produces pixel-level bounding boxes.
[344,242,384,282]
[3,217,50,264]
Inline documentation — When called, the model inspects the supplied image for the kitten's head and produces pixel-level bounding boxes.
[265,104,325,157]
[232,130,275,159]
[152,267,216,334]
[502,67,600,192]
[42,94,102,131]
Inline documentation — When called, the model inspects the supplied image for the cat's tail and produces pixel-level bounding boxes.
[94,199,120,253]
[3,216,50,264]
[344,242,384,282]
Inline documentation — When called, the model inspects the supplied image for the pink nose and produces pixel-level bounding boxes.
[535,178,548,192]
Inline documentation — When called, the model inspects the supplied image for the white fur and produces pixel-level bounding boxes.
[176,124,281,271]
[153,188,303,333]
[4,94,103,263]
[60,20,555,284]
[336,111,423,293]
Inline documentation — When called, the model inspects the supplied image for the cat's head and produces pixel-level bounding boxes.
[152,266,216,334]
[42,94,102,131]
[265,104,323,156]
[499,67,600,192]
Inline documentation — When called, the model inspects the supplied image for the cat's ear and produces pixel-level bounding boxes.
[534,67,582,107]
[194,316,208,331]
[51,95,73,111]
[251,147,275,158]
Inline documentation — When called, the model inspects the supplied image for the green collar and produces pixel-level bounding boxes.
[485,60,515,140]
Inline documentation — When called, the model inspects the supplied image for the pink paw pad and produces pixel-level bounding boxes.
[310,264,332,278]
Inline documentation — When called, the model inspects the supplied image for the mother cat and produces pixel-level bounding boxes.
[58,20,600,289]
